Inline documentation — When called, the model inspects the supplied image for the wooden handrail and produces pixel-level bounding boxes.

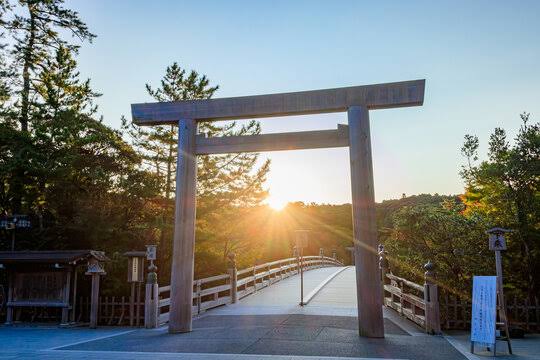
[386,273,424,292]
[379,251,441,335]
[152,255,343,326]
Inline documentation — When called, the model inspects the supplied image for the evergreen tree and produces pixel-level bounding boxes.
[4,0,95,132]
[124,62,270,278]
[461,113,540,299]
[33,45,100,120]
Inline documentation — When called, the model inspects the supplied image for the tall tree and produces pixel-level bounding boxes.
[124,62,270,278]
[4,0,95,132]
[461,113,540,299]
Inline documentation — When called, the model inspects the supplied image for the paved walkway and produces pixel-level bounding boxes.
[1,265,538,359]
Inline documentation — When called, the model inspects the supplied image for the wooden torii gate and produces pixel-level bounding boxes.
[131,79,425,337]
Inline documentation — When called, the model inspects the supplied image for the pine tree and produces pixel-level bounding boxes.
[5,0,95,132]
[125,62,270,207]
[125,62,271,277]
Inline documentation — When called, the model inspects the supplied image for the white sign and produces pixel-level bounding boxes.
[131,257,140,282]
[471,276,497,345]
[146,245,157,261]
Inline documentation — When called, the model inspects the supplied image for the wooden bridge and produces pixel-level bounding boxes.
[143,252,441,337]
[146,255,344,327]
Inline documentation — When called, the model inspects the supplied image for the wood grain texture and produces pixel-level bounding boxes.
[195,124,349,154]
[132,80,425,125]
[168,119,197,334]
[348,106,384,338]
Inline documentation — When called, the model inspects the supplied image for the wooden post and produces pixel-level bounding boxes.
[86,258,106,329]
[61,269,71,325]
[89,273,100,329]
[71,268,78,323]
[423,261,441,334]
[228,253,238,304]
[136,282,141,326]
[129,283,135,326]
[196,280,202,314]
[5,270,13,325]
[169,118,197,334]
[348,105,384,338]
[378,245,387,307]
[144,265,159,329]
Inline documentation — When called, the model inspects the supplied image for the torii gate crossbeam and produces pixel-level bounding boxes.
[131,79,425,338]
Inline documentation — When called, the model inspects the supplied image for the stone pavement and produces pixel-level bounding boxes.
[1,266,537,359]
[0,314,464,359]
[443,330,540,360]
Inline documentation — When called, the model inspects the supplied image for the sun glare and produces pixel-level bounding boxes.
[267,195,288,211]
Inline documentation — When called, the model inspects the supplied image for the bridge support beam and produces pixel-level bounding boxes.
[348,106,384,338]
[169,118,197,333]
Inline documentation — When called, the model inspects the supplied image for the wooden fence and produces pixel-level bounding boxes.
[441,294,540,332]
[154,255,343,327]
[75,296,143,326]
[379,247,540,333]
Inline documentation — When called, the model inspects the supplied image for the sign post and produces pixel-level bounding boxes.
[471,276,497,354]
[124,251,146,326]
[487,227,512,355]
[470,228,513,356]
[295,230,309,306]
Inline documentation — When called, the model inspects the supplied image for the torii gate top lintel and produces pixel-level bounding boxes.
[131,79,425,125]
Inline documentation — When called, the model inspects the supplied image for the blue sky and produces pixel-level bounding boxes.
[69,0,540,204]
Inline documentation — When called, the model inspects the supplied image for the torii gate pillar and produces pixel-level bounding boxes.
[348,106,383,337]
[168,118,197,333]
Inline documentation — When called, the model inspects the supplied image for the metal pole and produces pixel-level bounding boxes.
[300,246,304,306]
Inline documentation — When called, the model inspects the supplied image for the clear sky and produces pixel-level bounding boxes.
[68,0,540,205]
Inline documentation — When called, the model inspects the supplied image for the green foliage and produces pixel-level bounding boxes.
[4,0,95,131]
[460,113,540,298]
[383,201,491,296]
[376,114,540,301]
[123,62,271,281]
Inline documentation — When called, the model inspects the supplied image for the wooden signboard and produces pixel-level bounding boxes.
[12,271,66,305]
[127,257,144,283]
[489,233,507,251]
[471,276,497,351]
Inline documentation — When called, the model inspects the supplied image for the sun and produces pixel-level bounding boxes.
[266,195,288,211]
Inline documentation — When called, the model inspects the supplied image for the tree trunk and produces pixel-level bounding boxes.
[20,6,37,132]
[165,125,174,199]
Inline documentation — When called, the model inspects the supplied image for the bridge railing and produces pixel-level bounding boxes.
[379,246,441,334]
[148,254,343,327]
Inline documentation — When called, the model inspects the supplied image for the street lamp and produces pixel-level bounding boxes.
[295,230,309,306]
[0,214,31,251]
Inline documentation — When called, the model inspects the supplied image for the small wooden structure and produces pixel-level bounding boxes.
[124,251,145,326]
[0,250,108,326]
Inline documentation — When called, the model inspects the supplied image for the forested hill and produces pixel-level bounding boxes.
[376,194,458,229]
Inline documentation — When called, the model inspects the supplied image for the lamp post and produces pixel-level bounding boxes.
[144,245,158,328]
[295,230,309,306]
[1,215,31,251]
[85,258,106,329]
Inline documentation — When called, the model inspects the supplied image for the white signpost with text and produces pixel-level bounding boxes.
[470,276,497,352]
[470,228,513,356]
